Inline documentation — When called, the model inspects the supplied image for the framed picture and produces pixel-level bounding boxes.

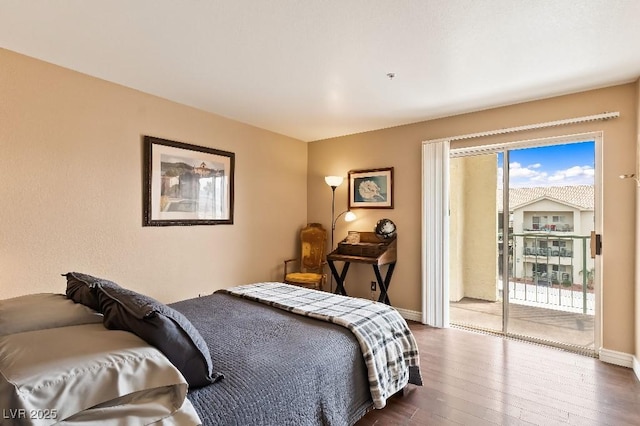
[348,167,393,209]
[143,135,235,226]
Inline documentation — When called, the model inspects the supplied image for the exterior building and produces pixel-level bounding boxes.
[501,185,594,287]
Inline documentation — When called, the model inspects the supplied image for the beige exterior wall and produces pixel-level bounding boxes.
[449,157,465,302]
[0,48,308,303]
[309,82,638,355]
[449,155,498,302]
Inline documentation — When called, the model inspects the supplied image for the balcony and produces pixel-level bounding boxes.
[450,296,594,350]
[451,232,594,352]
[523,247,573,257]
[524,223,573,232]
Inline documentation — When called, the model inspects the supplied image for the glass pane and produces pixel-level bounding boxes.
[506,142,595,350]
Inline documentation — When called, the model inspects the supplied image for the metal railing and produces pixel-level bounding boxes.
[523,224,574,232]
[507,233,593,314]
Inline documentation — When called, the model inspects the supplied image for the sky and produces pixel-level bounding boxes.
[497,141,595,188]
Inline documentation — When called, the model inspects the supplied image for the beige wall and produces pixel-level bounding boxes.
[458,155,498,301]
[0,48,308,303]
[1,47,637,356]
[449,155,498,302]
[449,157,465,302]
[309,82,638,354]
[636,81,640,363]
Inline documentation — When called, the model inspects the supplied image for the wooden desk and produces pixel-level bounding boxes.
[326,235,397,305]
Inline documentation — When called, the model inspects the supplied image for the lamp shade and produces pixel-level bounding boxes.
[344,211,357,222]
[324,176,344,187]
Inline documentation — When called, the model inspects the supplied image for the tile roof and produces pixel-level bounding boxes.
[497,185,594,212]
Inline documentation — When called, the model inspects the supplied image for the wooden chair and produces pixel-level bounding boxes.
[283,223,327,290]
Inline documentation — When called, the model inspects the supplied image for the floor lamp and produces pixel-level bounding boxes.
[324,175,344,249]
[324,176,356,292]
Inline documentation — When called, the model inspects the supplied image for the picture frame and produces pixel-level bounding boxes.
[348,167,393,209]
[143,135,235,226]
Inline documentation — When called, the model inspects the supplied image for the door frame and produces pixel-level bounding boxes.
[423,131,602,351]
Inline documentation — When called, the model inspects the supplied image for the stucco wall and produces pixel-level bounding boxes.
[449,155,498,302]
[449,157,465,302]
[0,48,308,303]
[309,82,638,355]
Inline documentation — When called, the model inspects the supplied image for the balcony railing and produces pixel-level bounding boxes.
[523,223,574,232]
[523,247,573,257]
[505,233,593,314]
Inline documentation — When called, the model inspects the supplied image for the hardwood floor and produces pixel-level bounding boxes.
[357,323,640,425]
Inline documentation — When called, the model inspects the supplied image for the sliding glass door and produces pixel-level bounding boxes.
[449,138,598,353]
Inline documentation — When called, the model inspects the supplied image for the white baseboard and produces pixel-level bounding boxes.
[395,307,422,323]
[599,348,634,368]
[634,356,640,382]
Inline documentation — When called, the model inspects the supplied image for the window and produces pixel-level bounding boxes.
[552,215,564,222]
[532,216,540,230]
[533,263,547,273]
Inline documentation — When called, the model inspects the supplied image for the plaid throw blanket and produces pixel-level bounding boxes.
[219,282,423,409]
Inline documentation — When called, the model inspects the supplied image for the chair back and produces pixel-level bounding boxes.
[299,223,327,274]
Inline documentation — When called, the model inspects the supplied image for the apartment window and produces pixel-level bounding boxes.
[552,215,564,222]
[533,263,547,273]
[532,216,540,230]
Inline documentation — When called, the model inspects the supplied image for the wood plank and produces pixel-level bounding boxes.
[357,323,640,425]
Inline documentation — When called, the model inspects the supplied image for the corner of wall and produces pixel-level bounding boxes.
[395,307,422,323]
[635,77,640,370]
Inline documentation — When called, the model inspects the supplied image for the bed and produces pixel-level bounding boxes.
[0,273,422,426]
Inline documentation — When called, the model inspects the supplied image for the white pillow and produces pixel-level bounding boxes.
[0,324,190,425]
[0,293,102,336]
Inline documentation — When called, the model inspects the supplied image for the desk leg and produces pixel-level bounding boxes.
[373,262,396,305]
[328,260,350,296]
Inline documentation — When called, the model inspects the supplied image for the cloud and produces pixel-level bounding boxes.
[548,165,594,182]
[498,163,594,187]
[509,162,543,178]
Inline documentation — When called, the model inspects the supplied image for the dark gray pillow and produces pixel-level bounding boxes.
[64,272,121,311]
[95,284,221,388]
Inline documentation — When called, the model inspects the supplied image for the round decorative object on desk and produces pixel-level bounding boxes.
[375,218,396,239]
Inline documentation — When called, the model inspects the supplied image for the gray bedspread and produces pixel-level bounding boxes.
[220,283,422,409]
[169,293,373,426]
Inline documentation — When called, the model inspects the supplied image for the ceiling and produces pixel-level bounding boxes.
[1,1,640,142]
